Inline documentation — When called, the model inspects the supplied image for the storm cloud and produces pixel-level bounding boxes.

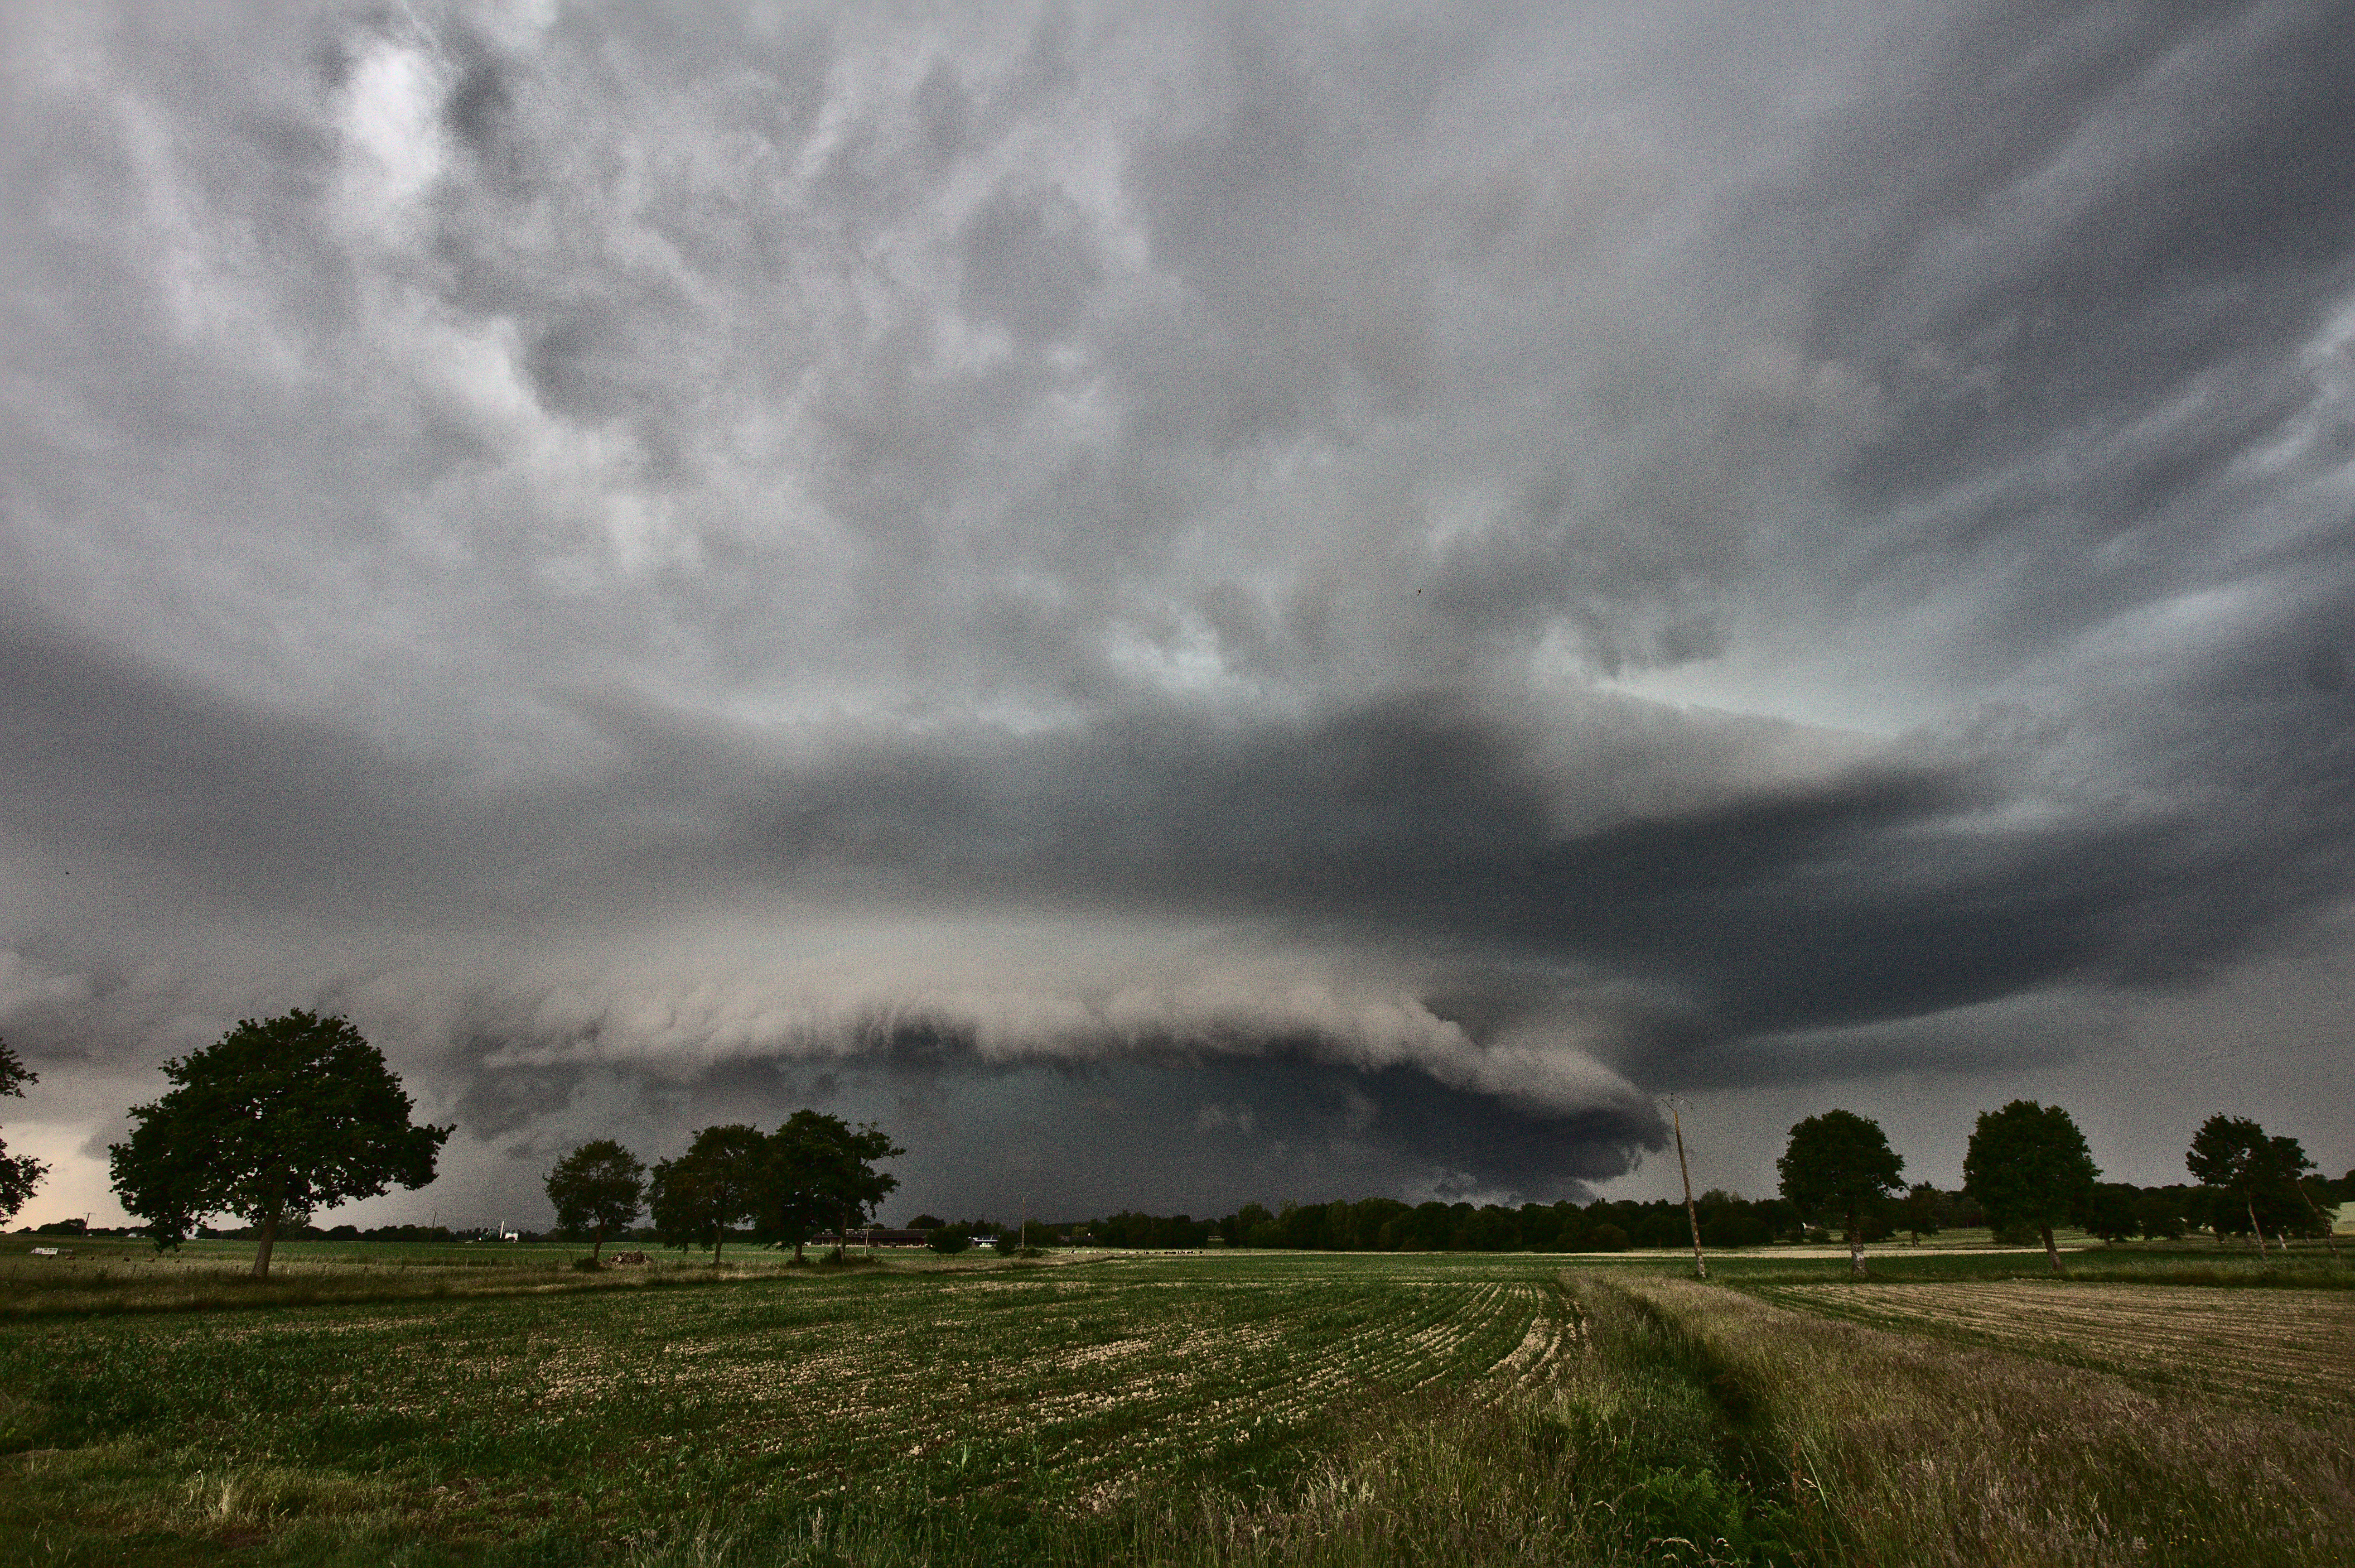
[3,2,2351,1226]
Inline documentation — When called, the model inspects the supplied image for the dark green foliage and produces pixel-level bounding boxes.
[0,1036,43,1222]
[2187,1115,2265,1192]
[542,1139,646,1260]
[1776,1109,1904,1275]
[2083,1183,2142,1244]
[1221,1201,1273,1246]
[2137,1187,2191,1241]
[635,1114,908,1265]
[105,1010,450,1277]
[1963,1100,2099,1272]
[647,1124,768,1261]
[1633,1210,1689,1250]
[927,1225,971,1254]
[1092,1211,1216,1249]
[1701,1209,1775,1248]
[771,1110,904,1260]
[1897,1183,1942,1243]
[2187,1115,2325,1245]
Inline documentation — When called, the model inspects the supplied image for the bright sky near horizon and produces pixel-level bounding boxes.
[3,2,2351,1231]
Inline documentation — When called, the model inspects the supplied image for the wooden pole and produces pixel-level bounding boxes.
[1672,1100,1706,1281]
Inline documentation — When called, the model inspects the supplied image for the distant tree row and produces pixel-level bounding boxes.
[1018,1105,2345,1272]
[544,1113,903,1263]
[1779,1101,2341,1276]
[51,1009,2354,1286]
[84,1009,908,1279]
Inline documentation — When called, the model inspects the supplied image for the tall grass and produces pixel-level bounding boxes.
[1621,1278,2355,1568]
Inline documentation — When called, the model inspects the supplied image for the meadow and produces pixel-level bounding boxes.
[0,1241,2346,1566]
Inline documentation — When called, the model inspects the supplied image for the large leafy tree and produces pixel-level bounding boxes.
[544,1139,647,1261]
[2185,1115,2316,1255]
[2268,1134,2342,1260]
[0,1037,47,1222]
[108,1010,450,1278]
[771,1111,903,1261]
[647,1124,769,1263]
[1777,1109,1905,1276]
[1962,1100,2099,1275]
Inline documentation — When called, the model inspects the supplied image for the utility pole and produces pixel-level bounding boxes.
[1670,1098,1706,1280]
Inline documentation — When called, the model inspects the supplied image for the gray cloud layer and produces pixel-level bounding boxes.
[4,2,2351,1222]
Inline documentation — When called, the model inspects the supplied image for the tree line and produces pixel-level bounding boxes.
[78,1009,907,1277]
[1039,1101,2347,1274]
[543,1114,903,1264]
[26,1012,2347,1281]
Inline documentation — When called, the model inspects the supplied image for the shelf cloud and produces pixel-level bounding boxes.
[4,2,2351,1224]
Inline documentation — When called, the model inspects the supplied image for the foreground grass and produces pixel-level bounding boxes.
[1752,1277,2355,1414]
[1623,1277,2354,1568]
[0,1253,2347,1564]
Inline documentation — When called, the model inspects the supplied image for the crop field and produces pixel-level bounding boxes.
[1,1250,2350,1567]
[1751,1278,2355,1415]
[0,1253,1595,1563]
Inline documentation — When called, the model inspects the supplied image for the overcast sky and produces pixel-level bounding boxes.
[5,2,2351,1232]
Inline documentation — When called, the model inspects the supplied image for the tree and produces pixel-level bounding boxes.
[107,1010,450,1278]
[647,1124,769,1263]
[544,1140,647,1261]
[2082,1184,2141,1246]
[2184,1115,2316,1256]
[1776,1109,1905,1277]
[2136,1187,2188,1241]
[756,1112,835,1261]
[1897,1183,1943,1244]
[2263,1133,2341,1260]
[1962,1100,2099,1275]
[0,1037,46,1222]
[769,1111,903,1260]
[1223,1202,1273,1246]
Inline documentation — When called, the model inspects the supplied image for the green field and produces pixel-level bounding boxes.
[0,1243,2348,1566]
